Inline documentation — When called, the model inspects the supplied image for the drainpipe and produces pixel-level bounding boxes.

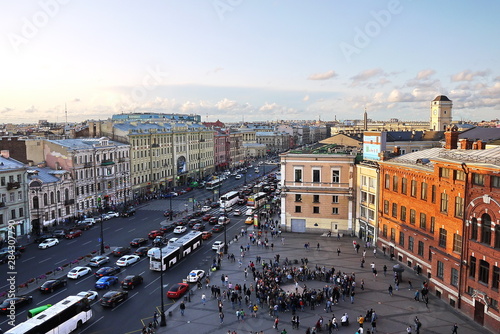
[458,162,469,309]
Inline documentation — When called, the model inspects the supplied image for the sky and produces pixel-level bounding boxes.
[1,0,500,124]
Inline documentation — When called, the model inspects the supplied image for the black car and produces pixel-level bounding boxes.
[211,224,224,233]
[75,221,91,231]
[100,290,128,308]
[160,223,176,233]
[192,223,205,231]
[188,219,202,228]
[120,207,136,217]
[130,238,147,247]
[0,295,33,314]
[121,275,144,289]
[134,246,151,257]
[210,201,219,208]
[94,266,121,278]
[34,233,55,243]
[193,210,203,217]
[39,278,67,293]
[52,229,67,238]
[112,246,131,257]
[0,248,22,263]
[163,209,173,217]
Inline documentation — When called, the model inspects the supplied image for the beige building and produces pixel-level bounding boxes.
[279,145,357,233]
[355,161,379,243]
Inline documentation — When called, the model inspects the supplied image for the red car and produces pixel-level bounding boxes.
[167,283,189,299]
[148,230,164,239]
[65,229,82,239]
[202,214,212,221]
[201,231,212,240]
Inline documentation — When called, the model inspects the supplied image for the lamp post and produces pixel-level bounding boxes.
[223,205,228,254]
[169,195,173,221]
[159,246,167,327]
[100,214,105,255]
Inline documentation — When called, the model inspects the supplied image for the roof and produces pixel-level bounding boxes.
[385,131,444,142]
[48,138,128,149]
[27,167,65,184]
[0,156,25,171]
[433,95,451,102]
[458,127,500,143]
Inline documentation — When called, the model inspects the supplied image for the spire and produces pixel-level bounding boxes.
[364,107,368,131]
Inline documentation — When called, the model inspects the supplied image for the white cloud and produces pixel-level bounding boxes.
[215,98,238,110]
[451,70,490,82]
[303,95,310,102]
[416,69,436,80]
[307,70,337,80]
[387,89,414,102]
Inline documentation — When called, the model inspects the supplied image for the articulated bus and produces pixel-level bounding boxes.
[205,178,223,190]
[27,304,52,319]
[149,231,202,271]
[246,192,268,210]
[219,191,239,209]
[6,296,92,334]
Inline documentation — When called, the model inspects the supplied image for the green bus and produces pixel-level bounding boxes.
[27,304,52,318]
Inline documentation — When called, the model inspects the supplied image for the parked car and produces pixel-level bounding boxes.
[134,246,151,257]
[74,221,91,231]
[34,233,55,243]
[39,278,67,293]
[116,255,140,267]
[38,238,59,249]
[67,266,92,279]
[112,246,130,257]
[211,224,224,233]
[173,226,187,234]
[100,290,128,307]
[166,283,189,299]
[120,207,136,217]
[89,255,110,267]
[186,270,205,283]
[130,238,147,247]
[82,218,96,226]
[201,231,212,240]
[76,290,99,301]
[0,295,33,314]
[95,276,119,289]
[121,275,143,289]
[65,229,83,239]
[94,266,121,278]
[53,229,67,238]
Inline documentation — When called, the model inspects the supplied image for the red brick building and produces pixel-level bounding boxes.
[377,129,500,332]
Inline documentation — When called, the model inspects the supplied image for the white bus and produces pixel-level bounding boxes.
[205,178,223,190]
[150,231,203,271]
[246,192,268,210]
[6,295,92,334]
[219,191,239,209]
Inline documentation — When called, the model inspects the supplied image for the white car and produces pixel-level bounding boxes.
[38,238,59,249]
[116,255,140,267]
[67,266,92,279]
[76,290,99,301]
[173,226,187,234]
[107,211,119,218]
[235,174,242,180]
[245,209,254,216]
[201,205,211,212]
[187,269,206,283]
[233,209,241,216]
[88,255,110,267]
[212,241,225,251]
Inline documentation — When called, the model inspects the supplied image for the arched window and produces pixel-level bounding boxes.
[57,190,61,202]
[43,193,48,206]
[481,214,492,245]
[494,225,500,249]
[471,218,478,240]
[33,196,39,209]
[50,192,54,204]
[65,189,69,201]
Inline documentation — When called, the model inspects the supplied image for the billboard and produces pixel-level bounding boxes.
[363,132,387,161]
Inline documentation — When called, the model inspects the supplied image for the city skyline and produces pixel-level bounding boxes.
[1,1,500,124]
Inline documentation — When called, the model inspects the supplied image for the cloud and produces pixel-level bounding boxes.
[207,67,224,75]
[72,98,81,103]
[215,98,237,110]
[307,70,337,80]
[25,106,38,113]
[303,95,310,102]
[1,107,13,114]
[451,69,490,82]
[416,69,436,80]
[387,89,415,102]
[350,68,385,86]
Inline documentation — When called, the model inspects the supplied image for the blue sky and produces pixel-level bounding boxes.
[1,0,499,124]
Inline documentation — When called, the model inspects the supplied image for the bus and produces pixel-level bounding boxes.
[27,304,52,318]
[149,231,202,271]
[246,192,268,210]
[205,178,223,190]
[6,295,92,334]
[219,191,239,209]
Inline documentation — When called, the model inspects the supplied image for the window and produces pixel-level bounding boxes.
[479,260,490,284]
[472,173,485,186]
[392,203,398,218]
[313,169,320,183]
[362,175,367,186]
[332,170,340,183]
[399,231,405,246]
[0,177,4,186]
[19,208,23,217]
[408,236,414,251]
[410,209,416,225]
[492,175,500,188]
[454,196,464,218]
[295,206,301,213]
[313,207,320,214]
[392,175,398,192]
[313,195,320,203]
[10,209,16,219]
[453,233,462,253]
[360,191,368,203]
[437,261,444,279]
[368,209,374,221]
[455,170,465,181]
[369,177,375,188]
[431,185,437,203]
[368,194,375,205]
[416,213,426,230]
[439,228,447,248]
[390,228,396,242]
[385,173,390,189]
[383,200,389,214]
[332,195,339,203]
[440,192,448,213]
[401,177,407,194]
[418,241,424,256]
[421,182,428,200]
[411,180,417,197]
[493,266,500,290]
[383,224,387,238]
[451,268,459,287]
[481,214,492,245]
[295,194,302,202]
[400,206,407,222]
[294,169,302,182]
[471,218,478,240]
[495,225,500,249]
[470,256,476,278]
[332,208,339,215]
[440,167,450,178]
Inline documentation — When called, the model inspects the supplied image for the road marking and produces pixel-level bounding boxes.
[141,217,148,221]
[111,291,138,311]
[115,228,123,232]
[55,258,68,265]
[21,256,35,263]
[36,287,68,305]
[82,240,92,245]
[80,315,104,333]
[103,227,111,231]
[39,257,53,263]
[128,228,136,232]
[67,240,78,245]
[75,274,95,285]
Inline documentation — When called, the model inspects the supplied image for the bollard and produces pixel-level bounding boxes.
[168,311,172,317]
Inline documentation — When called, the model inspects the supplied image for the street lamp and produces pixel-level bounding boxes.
[100,214,105,255]
[169,195,173,221]
[159,246,167,327]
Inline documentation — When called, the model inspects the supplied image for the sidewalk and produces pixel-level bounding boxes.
[148,229,488,334]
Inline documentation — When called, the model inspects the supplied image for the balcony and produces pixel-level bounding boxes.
[83,162,92,168]
[101,159,115,166]
[64,199,75,206]
[118,157,126,163]
[7,182,20,190]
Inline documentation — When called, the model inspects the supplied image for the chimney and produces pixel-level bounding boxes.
[0,150,9,159]
[393,146,401,156]
[476,140,486,150]
[459,139,467,149]
[444,125,459,149]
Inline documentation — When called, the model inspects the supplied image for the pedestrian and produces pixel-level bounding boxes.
[219,311,225,324]
[414,317,421,333]
[383,265,387,276]
[317,243,320,251]
[202,293,206,305]
[388,285,393,296]
[408,280,413,289]
[179,301,186,316]
[361,279,364,291]
[406,325,412,333]
[337,248,341,256]
[414,290,420,301]
[451,323,458,334]
[373,248,376,257]
[274,316,280,330]
[153,311,159,327]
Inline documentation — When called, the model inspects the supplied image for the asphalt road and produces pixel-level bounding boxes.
[0,163,278,333]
